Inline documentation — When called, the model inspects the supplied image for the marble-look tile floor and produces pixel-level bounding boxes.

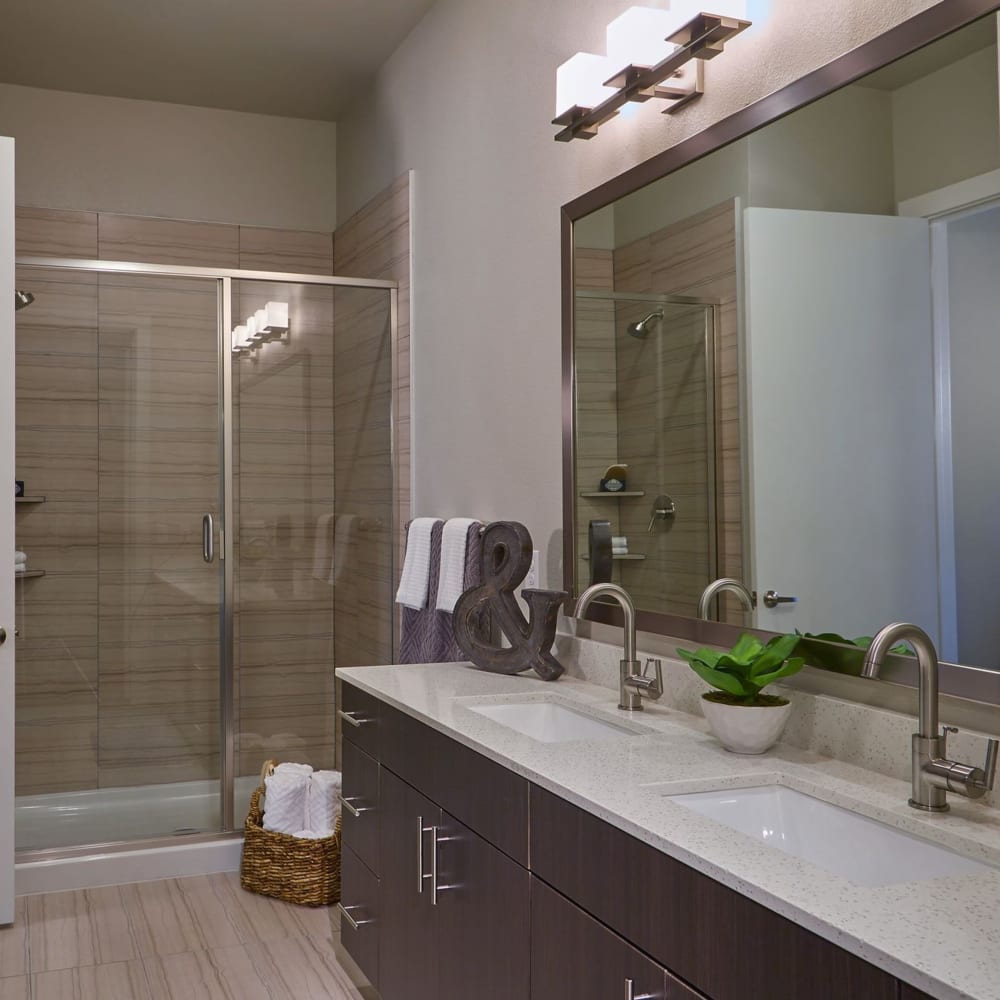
[0,873,366,999]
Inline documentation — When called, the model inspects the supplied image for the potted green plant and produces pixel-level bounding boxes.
[676,633,804,754]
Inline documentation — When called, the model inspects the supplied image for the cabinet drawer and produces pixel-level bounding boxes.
[381,701,529,865]
[341,739,380,875]
[340,683,381,758]
[339,845,379,990]
[532,878,702,1000]
[530,786,897,1000]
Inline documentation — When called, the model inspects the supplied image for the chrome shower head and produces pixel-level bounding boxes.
[15,290,34,312]
[626,310,662,339]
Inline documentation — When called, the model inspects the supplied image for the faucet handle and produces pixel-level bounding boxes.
[641,657,663,701]
[979,739,998,794]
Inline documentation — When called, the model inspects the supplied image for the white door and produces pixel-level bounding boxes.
[0,137,15,923]
[744,208,942,642]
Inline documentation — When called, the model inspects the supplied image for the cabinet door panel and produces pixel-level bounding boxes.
[378,768,439,1000]
[340,684,381,758]
[339,845,379,989]
[899,986,935,1000]
[341,739,380,875]
[436,811,530,1000]
[531,878,678,1000]
[530,786,897,1000]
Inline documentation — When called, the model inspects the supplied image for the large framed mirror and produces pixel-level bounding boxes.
[563,0,1000,704]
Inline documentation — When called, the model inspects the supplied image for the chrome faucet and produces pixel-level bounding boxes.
[574,583,663,711]
[863,623,998,812]
[697,578,756,620]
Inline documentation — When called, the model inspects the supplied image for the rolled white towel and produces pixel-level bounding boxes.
[15,551,27,565]
[293,830,327,840]
[307,770,342,837]
[263,770,310,835]
[274,762,313,778]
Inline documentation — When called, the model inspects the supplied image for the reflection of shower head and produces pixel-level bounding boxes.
[626,310,662,339]
[15,290,34,311]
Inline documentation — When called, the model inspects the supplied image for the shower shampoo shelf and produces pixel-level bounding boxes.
[15,496,46,505]
[14,570,45,580]
[579,491,645,498]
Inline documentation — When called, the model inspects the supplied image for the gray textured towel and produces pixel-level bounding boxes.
[399,521,485,664]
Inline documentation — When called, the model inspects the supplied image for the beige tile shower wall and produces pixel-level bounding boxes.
[613,201,746,626]
[234,269,337,778]
[13,235,99,794]
[332,172,410,672]
[12,207,341,796]
[573,248,621,594]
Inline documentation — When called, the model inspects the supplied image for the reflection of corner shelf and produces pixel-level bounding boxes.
[579,491,645,498]
[15,496,46,505]
[15,570,45,580]
[582,554,646,561]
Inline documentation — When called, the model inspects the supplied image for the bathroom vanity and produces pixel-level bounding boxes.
[335,663,1000,1000]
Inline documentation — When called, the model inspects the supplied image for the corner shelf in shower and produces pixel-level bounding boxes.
[579,491,646,498]
[15,570,45,580]
[15,496,46,505]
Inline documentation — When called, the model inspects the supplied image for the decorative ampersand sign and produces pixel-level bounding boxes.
[453,521,568,681]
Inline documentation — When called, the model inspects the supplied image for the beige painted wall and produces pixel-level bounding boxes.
[0,84,337,231]
[335,0,944,591]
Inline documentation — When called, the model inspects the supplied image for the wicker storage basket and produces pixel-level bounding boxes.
[240,759,342,907]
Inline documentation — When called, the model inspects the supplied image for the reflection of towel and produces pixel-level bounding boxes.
[312,514,335,581]
[307,770,342,837]
[395,518,441,610]
[263,771,309,835]
[400,521,488,663]
[436,518,480,612]
[329,515,360,586]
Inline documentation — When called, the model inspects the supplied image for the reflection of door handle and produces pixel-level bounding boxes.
[202,514,215,563]
[762,590,797,609]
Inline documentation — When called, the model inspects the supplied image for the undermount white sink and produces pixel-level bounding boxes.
[468,700,637,743]
[668,784,993,886]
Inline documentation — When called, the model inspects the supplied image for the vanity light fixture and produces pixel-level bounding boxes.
[231,301,290,356]
[553,4,751,142]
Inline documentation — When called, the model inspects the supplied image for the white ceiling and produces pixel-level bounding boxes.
[0,0,436,121]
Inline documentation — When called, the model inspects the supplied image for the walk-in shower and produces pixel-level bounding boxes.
[12,257,396,862]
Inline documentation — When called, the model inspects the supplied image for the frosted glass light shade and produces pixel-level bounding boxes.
[262,301,289,333]
[233,325,249,350]
[606,7,679,73]
[667,0,749,27]
[555,52,617,117]
[254,308,267,332]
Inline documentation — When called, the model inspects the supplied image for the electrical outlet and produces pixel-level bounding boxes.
[525,550,540,589]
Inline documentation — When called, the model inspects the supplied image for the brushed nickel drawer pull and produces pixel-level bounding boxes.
[337,794,372,818]
[337,709,371,728]
[337,903,373,931]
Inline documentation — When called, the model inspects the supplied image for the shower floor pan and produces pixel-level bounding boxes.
[15,775,260,853]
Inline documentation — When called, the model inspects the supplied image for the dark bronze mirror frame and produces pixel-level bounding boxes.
[561,0,1000,706]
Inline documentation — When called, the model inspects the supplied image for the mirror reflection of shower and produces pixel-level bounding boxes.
[14,290,34,311]
[626,310,662,338]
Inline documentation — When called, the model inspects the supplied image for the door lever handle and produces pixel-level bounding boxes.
[762,590,797,609]
[202,513,215,563]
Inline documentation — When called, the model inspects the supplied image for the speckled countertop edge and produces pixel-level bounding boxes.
[338,662,1000,1000]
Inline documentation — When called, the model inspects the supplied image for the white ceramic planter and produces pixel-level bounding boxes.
[700,696,792,755]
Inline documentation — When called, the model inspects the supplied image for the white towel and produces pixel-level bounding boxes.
[274,762,313,778]
[312,514,336,581]
[435,518,479,612]
[292,830,327,840]
[15,550,26,565]
[262,770,310,835]
[395,518,441,610]
[307,769,342,837]
[329,515,360,586]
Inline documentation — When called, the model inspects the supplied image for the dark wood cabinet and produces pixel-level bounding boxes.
[339,684,939,1000]
[376,768,439,1000]
[437,812,530,1000]
[340,738,380,876]
[532,877,705,1000]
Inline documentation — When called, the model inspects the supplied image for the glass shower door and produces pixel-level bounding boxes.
[14,268,225,850]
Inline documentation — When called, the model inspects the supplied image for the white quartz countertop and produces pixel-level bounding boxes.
[337,661,1000,1000]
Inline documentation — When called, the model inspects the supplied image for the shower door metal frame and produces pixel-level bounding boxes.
[14,255,399,855]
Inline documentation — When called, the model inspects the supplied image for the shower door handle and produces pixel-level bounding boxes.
[202,514,215,563]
